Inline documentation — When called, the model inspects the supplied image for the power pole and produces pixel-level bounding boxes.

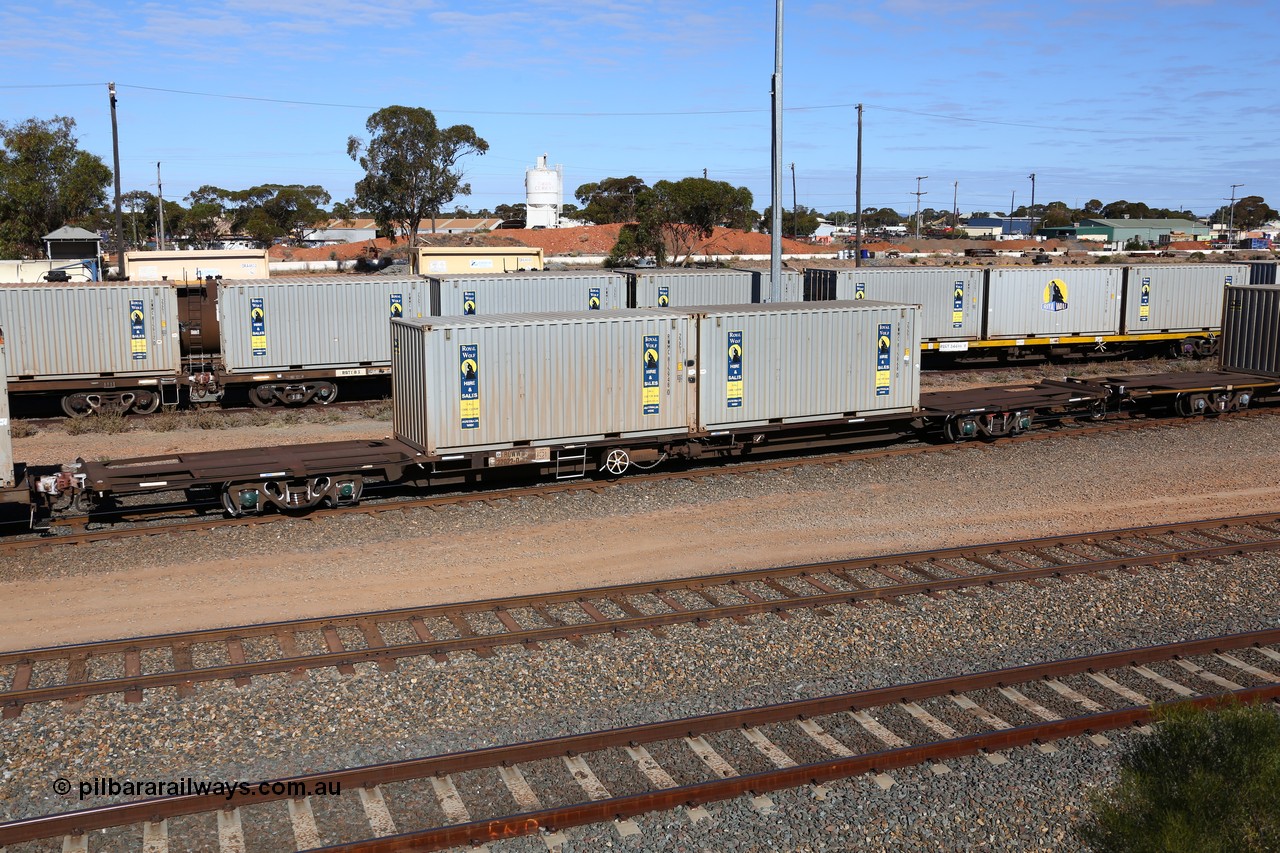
[107,83,125,279]
[703,168,707,180]
[769,0,783,302]
[1028,172,1036,236]
[790,162,797,239]
[854,103,863,268]
[157,162,167,251]
[952,181,958,229]
[913,176,928,240]
[1007,191,1015,240]
[1228,183,1244,244]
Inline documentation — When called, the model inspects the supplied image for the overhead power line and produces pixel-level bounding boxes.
[0,81,1146,133]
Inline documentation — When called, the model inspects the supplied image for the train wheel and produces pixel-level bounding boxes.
[131,391,161,415]
[1174,393,1209,417]
[313,382,339,405]
[249,386,278,408]
[61,394,95,418]
[600,448,631,476]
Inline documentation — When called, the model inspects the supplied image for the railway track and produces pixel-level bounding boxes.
[5,408,1268,553]
[3,629,1277,851]
[4,512,1279,719]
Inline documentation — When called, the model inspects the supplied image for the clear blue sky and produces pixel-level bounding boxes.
[3,0,1276,220]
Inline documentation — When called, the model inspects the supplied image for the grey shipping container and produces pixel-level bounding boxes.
[729,268,805,302]
[1120,264,1245,334]
[694,301,919,431]
[392,310,694,456]
[1221,285,1280,377]
[986,267,1121,338]
[628,269,755,308]
[429,271,626,316]
[218,277,429,372]
[0,326,12,488]
[804,268,983,343]
[0,283,180,379]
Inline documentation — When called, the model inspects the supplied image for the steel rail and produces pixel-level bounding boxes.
[1,628,1277,847]
[4,514,1280,713]
[323,685,1280,853]
[5,409,1255,554]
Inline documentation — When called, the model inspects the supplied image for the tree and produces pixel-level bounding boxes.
[574,176,649,224]
[1210,195,1277,231]
[1078,701,1280,852]
[636,177,754,266]
[861,207,904,228]
[760,205,821,238]
[0,116,112,258]
[493,203,526,222]
[347,105,488,245]
[184,185,229,247]
[1083,199,1104,216]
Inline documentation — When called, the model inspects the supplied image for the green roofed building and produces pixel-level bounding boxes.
[1037,218,1210,245]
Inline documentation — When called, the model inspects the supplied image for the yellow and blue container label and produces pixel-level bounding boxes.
[643,335,660,415]
[589,288,601,310]
[657,286,670,307]
[1043,279,1069,312]
[459,344,479,430]
[854,282,866,299]
[952,282,965,328]
[876,323,891,396]
[390,293,403,318]
[727,331,743,408]
[1139,278,1150,321]
[463,291,477,316]
[129,300,147,360]
[250,297,266,356]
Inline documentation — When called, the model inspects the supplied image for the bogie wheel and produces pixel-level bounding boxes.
[313,383,339,405]
[131,391,161,415]
[601,448,631,476]
[249,386,278,408]
[61,394,95,418]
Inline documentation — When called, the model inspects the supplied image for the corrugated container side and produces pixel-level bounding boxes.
[219,278,429,372]
[0,285,180,379]
[0,326,12,488]
[630,269,755,307]
[729,268,804,302]
[696,301,919,430]
[1119,264,1243,334]
[1244,260,1278,286]
[393,311,692,455]
[391,320,428,449]
[804,268,983,341]
[1221,285,1280,377]
[430,272,627,316]
[986,267,1121,337]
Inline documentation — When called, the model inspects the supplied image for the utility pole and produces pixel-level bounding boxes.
[1007,191,1015,240]
[769,0,783,302]
[854,103,863,268]
[1028,172,1036,236]
[107,83,125,279]
[952,181,958,230]
[1227,183,1244,244]
[703,168,707,180]
[157,162,167,251]
[790,162,797,239]
[913,176,928,240]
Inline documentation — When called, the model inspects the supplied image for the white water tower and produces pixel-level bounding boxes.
[525,153,563,229]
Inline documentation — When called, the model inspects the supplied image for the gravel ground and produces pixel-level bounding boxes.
[2,547,1279,851]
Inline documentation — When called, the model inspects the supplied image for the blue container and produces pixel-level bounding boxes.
[860,249,871,259]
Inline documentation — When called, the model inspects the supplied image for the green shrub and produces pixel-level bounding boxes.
[1078,701,1280,852]
[147,410,182,432]
[63,412,129,435]
[10,421,37,438]
[359,398,393,421]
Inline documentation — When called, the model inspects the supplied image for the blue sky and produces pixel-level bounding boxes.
[3,0,1276,220]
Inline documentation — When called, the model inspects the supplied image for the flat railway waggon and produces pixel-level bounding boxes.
[14,285,1280,529]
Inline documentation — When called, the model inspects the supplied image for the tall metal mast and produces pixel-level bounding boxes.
[769,0,783,301]
[108,83,125,279]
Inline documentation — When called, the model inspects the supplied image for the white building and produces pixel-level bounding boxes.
[525,154,564,229]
